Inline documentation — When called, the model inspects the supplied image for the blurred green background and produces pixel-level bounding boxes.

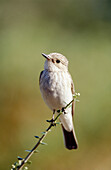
[0,0,111,170]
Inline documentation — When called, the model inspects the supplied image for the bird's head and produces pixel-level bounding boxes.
[42,53,69,72]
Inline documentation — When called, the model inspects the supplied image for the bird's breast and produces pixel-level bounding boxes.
[40,70,72,110]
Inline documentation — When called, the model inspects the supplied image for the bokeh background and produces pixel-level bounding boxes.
[0,0,111,170]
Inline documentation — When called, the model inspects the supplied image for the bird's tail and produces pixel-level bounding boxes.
[62,125,78,150]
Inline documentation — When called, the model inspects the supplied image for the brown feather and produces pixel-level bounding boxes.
[39,70,44,84]
[62,125,78,149]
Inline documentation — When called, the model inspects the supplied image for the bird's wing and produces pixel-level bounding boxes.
[39,70,44,85]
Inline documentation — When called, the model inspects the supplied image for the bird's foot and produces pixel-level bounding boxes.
[46,118,56,127]
[46,118,54,123]
[62,107,67,114]
[46,109,56,126]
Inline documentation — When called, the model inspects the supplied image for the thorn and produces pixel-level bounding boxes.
[17,156,23,160]
[55,122,61,125]
[25,150,31,153]
[34,136,40,138]
[41,132,46,135]
[46,120,50,122]
[40,142,47,145]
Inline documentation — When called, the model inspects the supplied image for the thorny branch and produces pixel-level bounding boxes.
[11,93,80,170]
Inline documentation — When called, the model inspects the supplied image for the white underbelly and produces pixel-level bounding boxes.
[40,71,72,110]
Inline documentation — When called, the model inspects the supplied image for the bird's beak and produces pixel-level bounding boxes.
[42,53,50,60]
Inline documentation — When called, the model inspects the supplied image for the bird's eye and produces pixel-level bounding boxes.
[56,60,60,63]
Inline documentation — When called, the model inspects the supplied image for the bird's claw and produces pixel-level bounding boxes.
[46,119,56,127]
[62,107,67,114]
[62,107,65,112]
[46,119,54,123]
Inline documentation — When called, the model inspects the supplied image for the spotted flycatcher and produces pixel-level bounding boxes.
[39,53,78,149]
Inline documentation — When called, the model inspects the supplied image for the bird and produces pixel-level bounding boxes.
[39,52,78,150]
